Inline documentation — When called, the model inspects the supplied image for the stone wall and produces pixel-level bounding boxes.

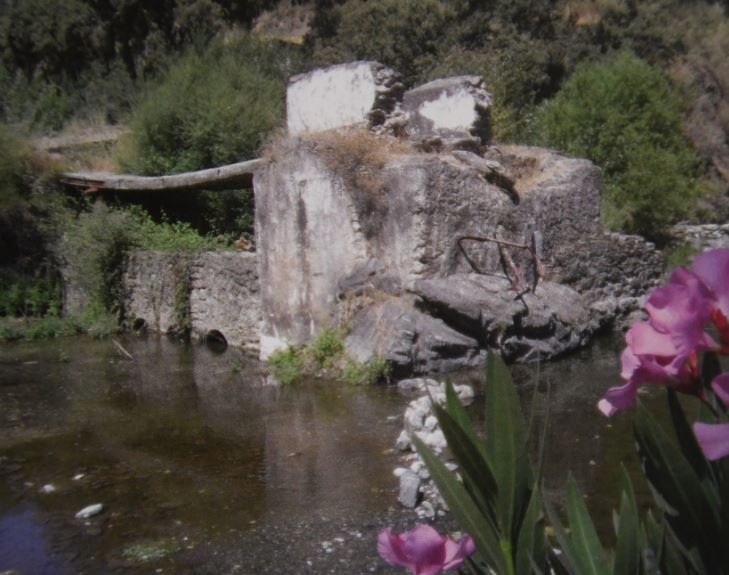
[124,251,191,333]
[189,252,260,349]
[123,250,261,349]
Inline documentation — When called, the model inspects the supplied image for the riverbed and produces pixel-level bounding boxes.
[0,333,642,574]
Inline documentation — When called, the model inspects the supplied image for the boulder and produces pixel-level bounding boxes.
[344,298,482,376]
[286,61,403,135]
[413,274,594,362]
[402,76,492,149]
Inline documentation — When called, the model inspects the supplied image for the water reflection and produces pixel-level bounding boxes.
[0,335,405,571]
[0,332,651,570]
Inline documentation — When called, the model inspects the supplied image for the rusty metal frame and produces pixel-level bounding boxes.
[456,233,546,297]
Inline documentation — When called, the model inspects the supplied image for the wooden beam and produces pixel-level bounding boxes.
[61,158,265,194]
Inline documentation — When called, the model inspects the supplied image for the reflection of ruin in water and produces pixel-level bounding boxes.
[0,333,643,570]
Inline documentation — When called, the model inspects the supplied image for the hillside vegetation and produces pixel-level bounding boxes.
[1,0,728,328]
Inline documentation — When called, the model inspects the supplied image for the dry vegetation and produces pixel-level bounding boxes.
[311,129,412,238]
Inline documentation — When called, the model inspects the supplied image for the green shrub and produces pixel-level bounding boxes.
[267,346,304,386]
[534,52,700,238]
[130,207,228,252]
[0,274,60,317]
[0,124,28,207]
[309,327,345,369]
[120,36,287,175]
[343,356,391,386]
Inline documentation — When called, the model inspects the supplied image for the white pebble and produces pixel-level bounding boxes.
[75,503,104,519]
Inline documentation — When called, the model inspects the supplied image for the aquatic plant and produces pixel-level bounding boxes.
[377,525,475,575]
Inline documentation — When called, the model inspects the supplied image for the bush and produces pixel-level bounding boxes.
[59,202,223,325]
[0,124,28,207]
[0,274,60,317]
[120,36,289,175]
[343,356,391,386]
[309,327,345,369]
[267,346,305,386]
[534,52,700,238]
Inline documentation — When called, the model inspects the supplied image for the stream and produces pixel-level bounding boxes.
[0,333,647,574]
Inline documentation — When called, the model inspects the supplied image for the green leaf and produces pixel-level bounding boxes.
[634,402,720,571]
[485,352,533,542]
[612,467,641,575]
[642,511,663,575]
[543,497,580,574]
[413,435,507,573]
[701,351,722,391]
[666,390,718,503]
[565,475,610,575]
[432,400,499,524]
[515,486,545,575]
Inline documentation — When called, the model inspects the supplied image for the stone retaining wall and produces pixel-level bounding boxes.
[123,250,261,349]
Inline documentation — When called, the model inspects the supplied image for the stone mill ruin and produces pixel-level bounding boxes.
[66,61,664,376]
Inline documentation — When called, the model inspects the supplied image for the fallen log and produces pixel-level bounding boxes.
[61,158,265,193]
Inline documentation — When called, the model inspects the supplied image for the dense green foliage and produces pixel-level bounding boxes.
[266,328,390,386]
[0,0,280,130]
[534,52,700,237]
[120,36,293,175]
[60,202,226,320]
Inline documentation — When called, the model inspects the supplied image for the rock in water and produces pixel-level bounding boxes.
[75,503,104,519]
[398,471,422,509]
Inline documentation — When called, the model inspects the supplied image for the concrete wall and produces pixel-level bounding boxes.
[254,137,607,358]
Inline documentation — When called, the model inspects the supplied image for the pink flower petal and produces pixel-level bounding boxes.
[693,248,729,318]
[627,323,679,358]
[712,373,729,407]
[693,422,729,461]
[598,379,639,416]
[442,535,476,571]
[402,525,446,572]
[377,528,410,568]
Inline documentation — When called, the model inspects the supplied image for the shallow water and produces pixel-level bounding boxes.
[0,333,650,573]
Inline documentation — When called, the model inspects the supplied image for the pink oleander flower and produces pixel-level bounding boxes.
[692,248,729,348]
[693,373,729,461]
[377,525,475,575]
[598,267,712,417]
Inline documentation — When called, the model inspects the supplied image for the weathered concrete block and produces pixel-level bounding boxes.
[189,251,261,350]
[255,135,604,366]
[402,76,492,148]
[287,61,402,135]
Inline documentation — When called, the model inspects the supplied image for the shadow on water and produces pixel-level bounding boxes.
[0,332,664,571]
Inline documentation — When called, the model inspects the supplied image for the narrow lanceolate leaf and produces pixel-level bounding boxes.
[444,380,485,455]
[543,497,579,574]
[634,402,720,570]
[565,476,610,575]
[432,401,498,524]
[515,486,545,575]
[666,390,715,494]
[612,467,640,575]
[642,511,663,575]
[413,436,507,573]
[485,352,532,542]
